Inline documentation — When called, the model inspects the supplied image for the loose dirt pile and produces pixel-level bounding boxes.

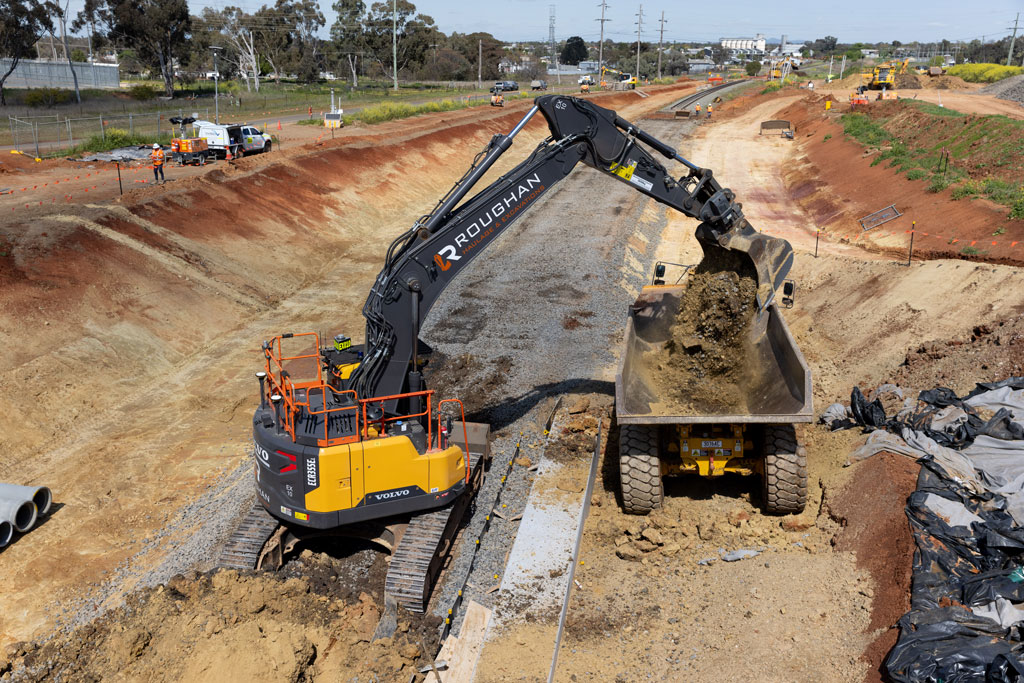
[922,74,970,90]
[1,564,439,682]
[895,73,921,89]
[653,254,758,413]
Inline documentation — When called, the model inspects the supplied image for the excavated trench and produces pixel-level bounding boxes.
[0,85,699,677]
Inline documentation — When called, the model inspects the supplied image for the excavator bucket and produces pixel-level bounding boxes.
[695,218,794,313]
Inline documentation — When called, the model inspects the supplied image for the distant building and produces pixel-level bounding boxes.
[862,49,880,58]
[769,35,806,57]
[688,58,715,73]
[721,34,766,53]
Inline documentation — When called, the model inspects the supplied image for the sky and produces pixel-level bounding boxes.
[65,0,1023,46]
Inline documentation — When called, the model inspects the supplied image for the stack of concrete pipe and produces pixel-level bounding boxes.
[0,483,52,549]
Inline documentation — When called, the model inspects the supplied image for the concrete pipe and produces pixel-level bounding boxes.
[0,498,37,533]
[0,483,52,516]
[0,519,12,548]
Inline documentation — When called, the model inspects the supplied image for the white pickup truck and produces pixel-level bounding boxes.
[193,121,273,158]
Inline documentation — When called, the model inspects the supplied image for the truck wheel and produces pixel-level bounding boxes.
[264,142,271,153]
[619,424,662,514]
[763,425,807,514]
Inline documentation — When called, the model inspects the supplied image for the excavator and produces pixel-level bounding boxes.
[234,94,795,612]
[600,66,637,90]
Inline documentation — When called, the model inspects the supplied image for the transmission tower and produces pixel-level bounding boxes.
[549,5,557,62]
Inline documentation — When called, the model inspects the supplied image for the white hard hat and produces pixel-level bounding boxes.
[153,143,160,149]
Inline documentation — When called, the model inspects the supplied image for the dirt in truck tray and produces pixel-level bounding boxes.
[651,251,758,414]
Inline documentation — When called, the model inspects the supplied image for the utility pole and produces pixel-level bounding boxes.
[210,46,222,124]
[392,0,398,91]
[657,11,666,79]
[635,4,643,83]
[1009,13,1020,66]
[596,0,609,84]
[478,39,482,88]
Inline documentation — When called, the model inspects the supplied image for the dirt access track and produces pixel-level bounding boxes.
[0,83,696,646]
[2,79,1024,681]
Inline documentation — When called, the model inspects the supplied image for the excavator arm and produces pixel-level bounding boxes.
[349,94,793,409]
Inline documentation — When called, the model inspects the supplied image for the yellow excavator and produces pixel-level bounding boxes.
[601,66,637,90]
[225,94,796,614]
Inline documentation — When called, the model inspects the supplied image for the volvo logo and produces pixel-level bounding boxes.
[374,489,411,501]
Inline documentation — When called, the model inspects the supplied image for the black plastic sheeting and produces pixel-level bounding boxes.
[832,379,1024,450]
[826,379,1024,681]
[887,463,1024,682]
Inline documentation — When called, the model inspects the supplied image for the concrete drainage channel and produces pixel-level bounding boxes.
[0,483,53,548]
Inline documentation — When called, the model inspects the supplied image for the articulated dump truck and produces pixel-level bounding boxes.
[615,275,813,515]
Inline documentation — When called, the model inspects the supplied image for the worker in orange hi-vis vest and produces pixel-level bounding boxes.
[694,103,701,116]
[150,143,165,184]
[707,103,713,119]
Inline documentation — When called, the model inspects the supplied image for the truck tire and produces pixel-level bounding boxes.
[619,424,663,514]
[763,425,807,514]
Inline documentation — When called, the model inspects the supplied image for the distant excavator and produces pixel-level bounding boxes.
[243,94,797,611]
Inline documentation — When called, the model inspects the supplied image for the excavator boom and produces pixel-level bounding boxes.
[350,94,794,407]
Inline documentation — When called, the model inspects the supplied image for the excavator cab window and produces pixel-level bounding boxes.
[654,263,667,284]
[781,280,796,308]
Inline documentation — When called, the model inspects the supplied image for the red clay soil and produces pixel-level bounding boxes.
[774,94,1024,265]
[829,452,920,683]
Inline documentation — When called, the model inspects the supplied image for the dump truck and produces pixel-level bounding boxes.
[615,269,812,514]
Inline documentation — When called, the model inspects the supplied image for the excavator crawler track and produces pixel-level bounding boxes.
[217,450,485,613]
[216,501,281,570]
[385,452,484,612]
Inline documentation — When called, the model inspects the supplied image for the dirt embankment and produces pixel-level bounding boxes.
[773,94,1024,264]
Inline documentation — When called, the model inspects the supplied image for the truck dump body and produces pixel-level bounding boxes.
[616,286,813,425]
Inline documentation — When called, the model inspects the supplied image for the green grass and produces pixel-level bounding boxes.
[840,102,1024,220]
[65,128,174,155]
[961,245,981,255]
[906,100,966,118]
[841,113,891,147]
[1012,197,1024,220]
[952,184,976,200]
[823,133,832,141]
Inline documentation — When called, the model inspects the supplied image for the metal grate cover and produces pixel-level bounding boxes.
[859,204,903,231]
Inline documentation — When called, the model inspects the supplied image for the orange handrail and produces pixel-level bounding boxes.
[438,398,470,484]
[359,390,435,448]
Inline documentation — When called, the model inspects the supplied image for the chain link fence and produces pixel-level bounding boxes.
[7,108,212,157]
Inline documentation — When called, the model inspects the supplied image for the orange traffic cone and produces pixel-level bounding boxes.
[225,147,233,162]
[277,120,282,131]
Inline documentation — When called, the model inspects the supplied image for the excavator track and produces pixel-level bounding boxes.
[385,452,484,612]
[216,501,280,570]
[216,449,485,614]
